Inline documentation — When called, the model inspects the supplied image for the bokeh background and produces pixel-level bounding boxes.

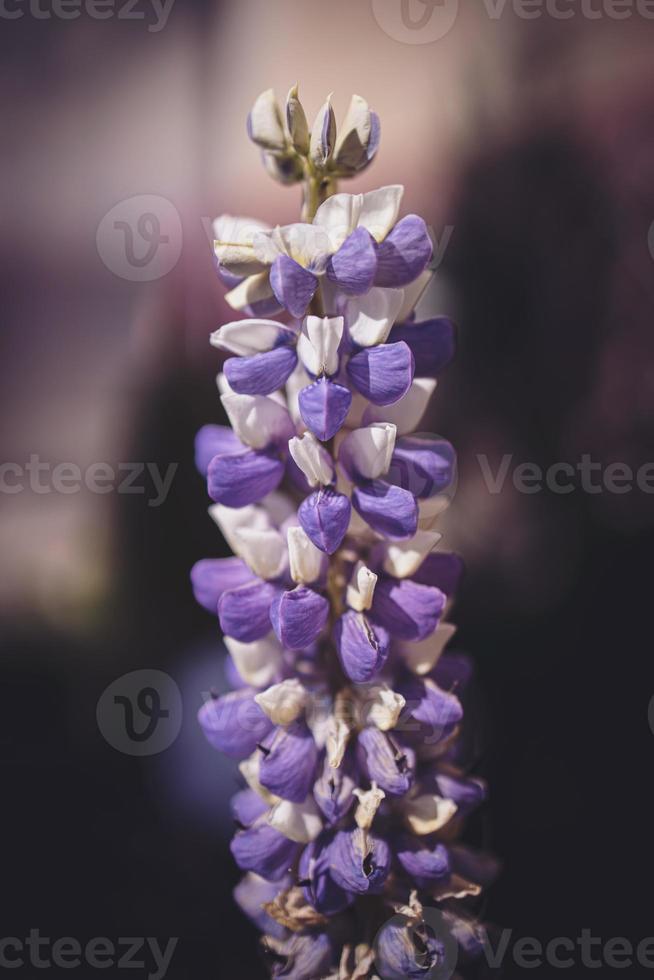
[2,0,654,976]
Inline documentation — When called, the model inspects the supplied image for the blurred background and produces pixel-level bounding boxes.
[2,0,654,976]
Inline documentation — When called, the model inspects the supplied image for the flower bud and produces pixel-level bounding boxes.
[247,88,286,151]
[333,94,380,174]
[262,151,304,185]
[286,83,310,156]
[309,94,336,166]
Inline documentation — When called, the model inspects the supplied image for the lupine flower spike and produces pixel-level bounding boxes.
[194,86,495,979]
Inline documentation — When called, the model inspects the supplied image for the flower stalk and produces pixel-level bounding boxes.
[193,85,495,979]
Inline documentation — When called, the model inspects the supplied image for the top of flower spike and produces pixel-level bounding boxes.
[247,86,381,187]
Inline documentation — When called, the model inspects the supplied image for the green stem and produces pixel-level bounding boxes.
[301,166,337,222]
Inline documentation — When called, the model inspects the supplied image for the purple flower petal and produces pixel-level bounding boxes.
[346,341,415,406]
[411,552,464,595]
[396,835,450,883]
[398,676,463,738]
[285,454,312,494]
[268,933,333,980]
[326,227,377,295]
[365,111,381,165]
[352,480,418,540]
[215,262,244,290]
[224,346,298,396]
[356,727,415,797]
[389,317,456,376]
[371,577,445,641]
[270,254,318,318]
[195,424,242,475]
[270,586,329,650]
[190,557,254,614]
[259,721,319,803]
[298,488,351,555]
[224,655,247,690]
[432,652,474,692]
[334,610,390,684]
[207,448,284,507]
[218,579,278,642]
[231,789,270,828]
[375,215,433,288]
[234,872,291,940]
[198,690,273,759]
[241,292,284,319]
[328,828,391,894]
[375,915,450,980]
[299,831,354,915]
[427,771,487,815]
[230,822,300,881]
[386,436,456,499]
[298,378,352,442]
[313,754,356,825]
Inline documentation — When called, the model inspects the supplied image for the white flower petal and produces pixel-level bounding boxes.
[210,318,296,357]
[353,783,386,830]
[401,794,458,835]
[283,224,332,271]
[347,287,404,347]
[382,530,442,579]
[326,715,351,768]
[267,796,323,844]
[431,875,482,901]
[358,185,404,242]
[213,214,271,275]
[260,491,297,529]
[239,751,280,805]
[297,315,344,377]
[287,526,324,584]
[255,224,331,273]
[248,88,286,151]
[309,95,336,166]
[285,361,311,428]
[225,270,278,313]
[326,690,356,768]
[346,561,377,612]
[221,392,294,449]
[288,431,334,487]
[334,94,373,168]
[398,622,457,676]
[360,684,405,731]
[363,378,436,435]
[224,632,284,689]
[232,526,287,580]
[254,679,308,726]
[313,192,363,251]
[208,502,270,552]
[339,423,396,480]
[417,494,451,530]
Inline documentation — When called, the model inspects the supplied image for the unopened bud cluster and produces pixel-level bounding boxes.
[247,87,380,217]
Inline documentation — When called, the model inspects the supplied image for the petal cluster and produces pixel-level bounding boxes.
[191,89,493,979]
